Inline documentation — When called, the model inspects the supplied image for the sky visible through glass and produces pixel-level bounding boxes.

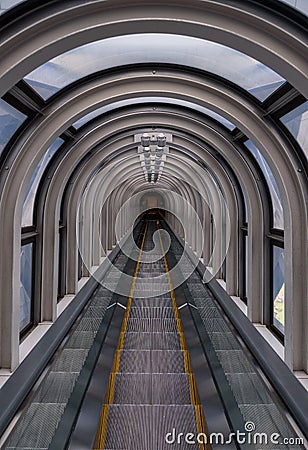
[280,102,308,160]
[24,34,285,102]
[22,138,64,227]
[0,99,26,158]
[273,245,285,334]
[244,140,284,230]
[73,97,236,131]
[20,242,33,331]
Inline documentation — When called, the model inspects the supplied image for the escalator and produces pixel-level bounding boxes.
[1,215,307,449]
[94,219,206,450]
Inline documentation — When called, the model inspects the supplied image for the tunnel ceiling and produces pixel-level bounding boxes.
[0,0,306,260]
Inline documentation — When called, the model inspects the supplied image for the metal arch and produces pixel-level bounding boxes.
[87,162,201,256]
[27,105,255,236]
[83,163,196,259]
[169,149,239,287]
[33,108,300,370]
[0,0,307,97]
[56,126,241,268]
[76,167,183,270]
[0,106,264,369]
[0,69,304,237]
[2,65,307,187]
[56,136,237,298]
[58,102,248,238]
[48,109,265,316]
[86,155,208,232]
[85,157,214,265]
[46,124,250,305]
[0,76,304,370]
[62,145,208,296]
[0,69,304,213]
[1,67,305,214]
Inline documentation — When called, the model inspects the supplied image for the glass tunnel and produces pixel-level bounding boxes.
[0,1,307,449]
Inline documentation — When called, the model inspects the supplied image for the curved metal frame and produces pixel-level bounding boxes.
[0,1,306,377]
[0,0,307,96]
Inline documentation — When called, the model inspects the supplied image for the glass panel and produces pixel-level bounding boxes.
[73,97,236,130]
[280,101,308,160]
[20,243,33,332]
[278,0,308,16]
[244,140,284,230]
[22,138,64,227]
[245,233,249,301]
[210,214,214,259]
[0,99,27,157]
[0,0,25,15]
[272,245,285,334]
[24,34,284,102]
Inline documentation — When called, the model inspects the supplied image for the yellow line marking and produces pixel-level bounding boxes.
[156,220,209,450]
[94,222,148,449]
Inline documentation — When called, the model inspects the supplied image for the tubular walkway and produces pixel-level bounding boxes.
[1,216,307,450]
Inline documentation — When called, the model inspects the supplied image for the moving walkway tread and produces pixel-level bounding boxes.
[94,219,207,449]
[2,217,307,449]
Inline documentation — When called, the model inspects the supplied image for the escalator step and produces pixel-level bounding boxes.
[133,297,171,307]
[118,350,186,373]
[102,405,200,450]
[151,350,186,373]
[152,373,192,404]
[123,332,181,350]
[129,307,175,319]
[200,317,231,333]
[118,350,151,373]
[133,288,170,298]
[74,317,103,332]
[112,373,192,405]
[112,374,152,404]
[126,318,179,333]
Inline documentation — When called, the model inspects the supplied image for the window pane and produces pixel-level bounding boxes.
[280,101,308,160]
[73,97,236,131]
[272,245,285,334]
[245,233,249,301]
[22,138,64,227]
[244,140,284,230]
[0,0,25,15]
[0,99,26,157]
[24,34,284,102]
[278,0,308,15]
[20,243,33,332]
